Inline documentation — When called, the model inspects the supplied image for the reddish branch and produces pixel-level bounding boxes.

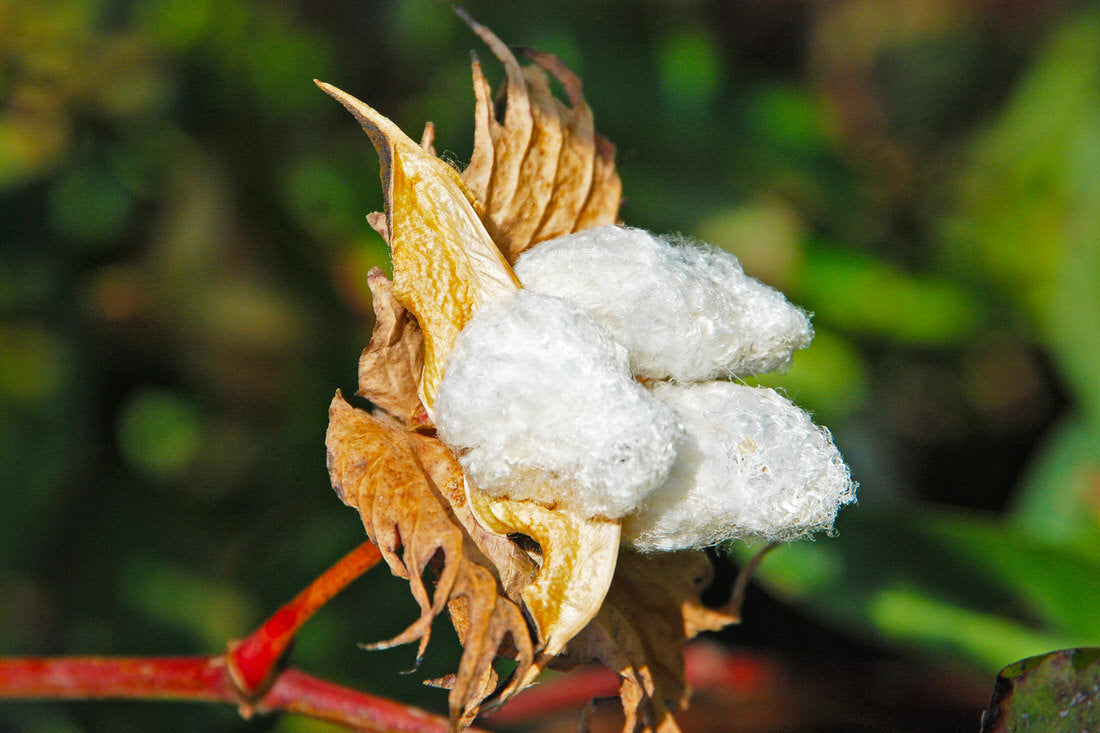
[227,539,383,697]
[0,656,462,732]
[0,656,230,703]
[0,539,483,732]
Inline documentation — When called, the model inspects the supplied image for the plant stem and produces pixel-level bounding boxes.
[0,540,478,732]
[262,667,463,731]
[227,539,382,697]
[0,656,230,702]
[0,656,470,732]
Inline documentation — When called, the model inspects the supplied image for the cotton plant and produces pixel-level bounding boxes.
[321,11,855,731]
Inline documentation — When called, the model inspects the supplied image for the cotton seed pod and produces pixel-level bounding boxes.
[435,290,683,519]
[622,381,856,551]
[514,225,813,381]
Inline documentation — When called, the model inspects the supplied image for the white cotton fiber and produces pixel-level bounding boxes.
[622,381,856,551]
[514,225,813,381]
[434,290,683,520]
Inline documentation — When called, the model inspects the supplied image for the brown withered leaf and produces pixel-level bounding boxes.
[326,393,535,725]
[412,431,538,602]
[557,550,739,732]
[458,10,622,263]
[356,268,427,427]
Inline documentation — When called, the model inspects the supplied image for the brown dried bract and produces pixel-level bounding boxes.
[458,10,622,263]
[326,394,534,726]
[356,269,427,427]
[556,550,739,732]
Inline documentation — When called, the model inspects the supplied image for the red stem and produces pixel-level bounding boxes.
[227,539,382,697]
[0,656,230,703]
[0,540,484,731]
[0,656,473,732]
[262,668,462,732]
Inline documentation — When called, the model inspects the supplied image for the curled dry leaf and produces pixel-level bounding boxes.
[356,268,426,427]
[458,9,621,263]
[469,490,621,668]
[325,394,534,724]
[550,551,737,732]
[610,551,738,728]
[413,431,538,602]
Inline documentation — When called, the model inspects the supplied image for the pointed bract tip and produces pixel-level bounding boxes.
[312,81,412,152]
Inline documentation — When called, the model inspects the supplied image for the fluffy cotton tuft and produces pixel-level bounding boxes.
[514,225,813,381]
[622,381,856,551]
[434,290,683,519]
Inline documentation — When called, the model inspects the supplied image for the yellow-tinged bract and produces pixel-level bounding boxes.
[315,81,519,414]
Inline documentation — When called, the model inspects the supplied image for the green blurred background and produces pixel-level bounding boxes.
[3,1,1100,731]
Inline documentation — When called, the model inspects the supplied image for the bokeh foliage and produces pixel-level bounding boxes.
[2,1,1098,730]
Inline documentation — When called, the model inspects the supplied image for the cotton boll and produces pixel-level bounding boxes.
[622,381,856,551]
[434,290,683,520]
[515,225,813,381]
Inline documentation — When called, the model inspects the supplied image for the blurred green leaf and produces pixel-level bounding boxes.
[733,506,1100,673]
[657,29,721,116]
[1011,416,1100,558]
[944,8,1100,352]
[797,245,985,344]
[869,587,1076,672]
[930,515,1100,642]
[1047,142,1100,428]
[116,388,203,479]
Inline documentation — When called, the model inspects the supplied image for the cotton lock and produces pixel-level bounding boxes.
[515,225,813,381]
[435,224,855,549]
[434,290,683,519]
[622,381,857,551]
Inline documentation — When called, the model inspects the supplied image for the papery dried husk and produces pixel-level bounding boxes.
[554,550,740,732]
[355,269,427,427]
[457,10,621,263]
[469,489,621,675]
[325,394,535,725]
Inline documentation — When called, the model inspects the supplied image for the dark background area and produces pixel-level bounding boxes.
[3,1,1100,730]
